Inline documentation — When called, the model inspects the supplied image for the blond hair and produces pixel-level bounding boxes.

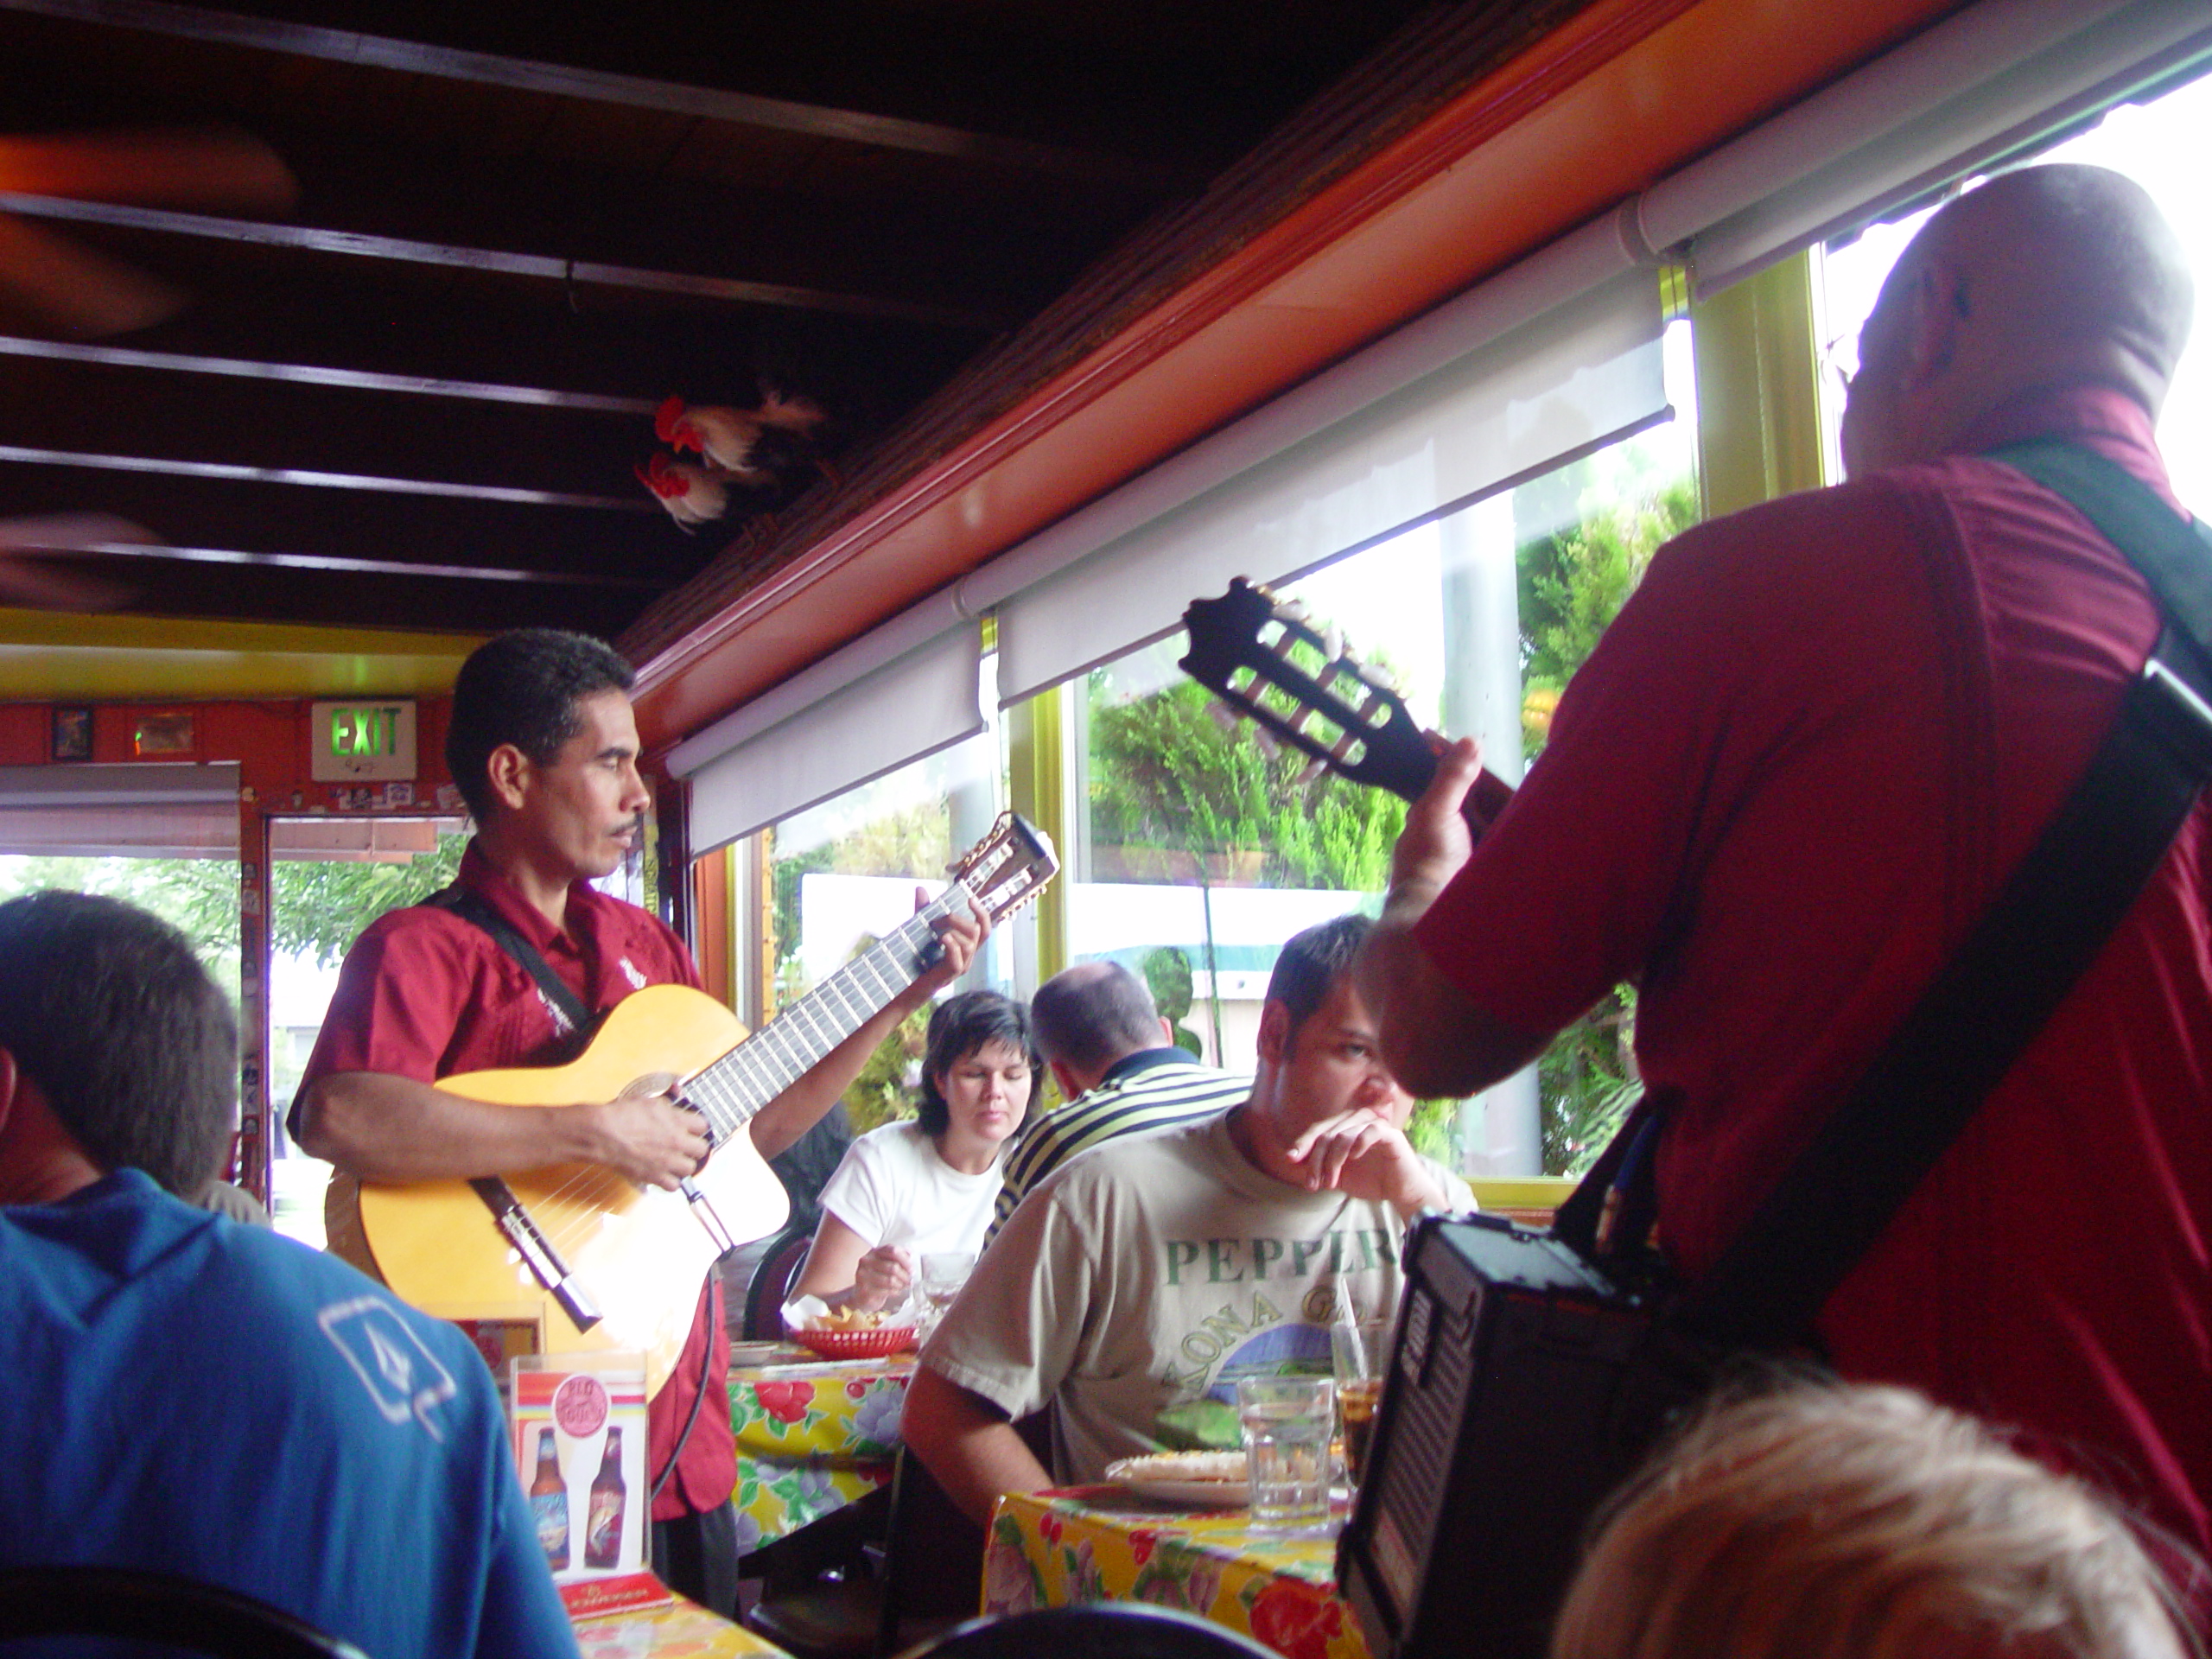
[1550,1381,2196,1659]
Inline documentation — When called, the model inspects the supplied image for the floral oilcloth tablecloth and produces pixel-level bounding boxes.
[574,1595,796,1658]
[726,1350,915,1552]
[984,1488,1370,1659]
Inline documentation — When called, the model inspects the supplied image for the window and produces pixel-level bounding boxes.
[753,708,1017,1134]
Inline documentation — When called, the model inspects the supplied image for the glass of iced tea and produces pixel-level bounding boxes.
[1331,1317,1391,1488]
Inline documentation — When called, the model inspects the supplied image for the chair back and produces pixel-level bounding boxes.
[907,1604,1281,1659]
[0,1566,367,1657]
[744,1223,817,1340]
[874,1446,985,1656]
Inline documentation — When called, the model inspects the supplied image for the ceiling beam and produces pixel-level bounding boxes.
[0,444,651,511]
[3,255,974,412]
[56,534,659,588]
[0,193,1008,329]
[0,464,699,582]
[0,0,1179,188]
[0,350,766,500]
[0,335,661,414]
[19,553,652,633]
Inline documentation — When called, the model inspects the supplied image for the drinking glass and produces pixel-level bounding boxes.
[917,1251,976,1333]
[1330,1318,1391,1490]
[1236,1375,1336,1534]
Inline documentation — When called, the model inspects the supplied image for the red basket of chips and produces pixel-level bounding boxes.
[789,1323,918,1360]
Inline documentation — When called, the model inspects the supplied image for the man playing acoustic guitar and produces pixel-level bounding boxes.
[296,628,985,1616]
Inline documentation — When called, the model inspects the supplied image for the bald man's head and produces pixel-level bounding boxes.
[1031,960,1167,1086]
[1841,164,2193,476]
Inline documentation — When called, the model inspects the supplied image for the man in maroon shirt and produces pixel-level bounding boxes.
[1359,164,2209,1611]
[296,629,983,1615]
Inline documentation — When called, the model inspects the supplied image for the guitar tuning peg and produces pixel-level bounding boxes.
[1207,701,1239,734]
[1253,728,1281,760]
[1279,599,1310,625]
[1295,757,1329,787]
[1322,626,1345,661]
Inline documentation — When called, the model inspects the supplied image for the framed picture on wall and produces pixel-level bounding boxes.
[51,705,92,762]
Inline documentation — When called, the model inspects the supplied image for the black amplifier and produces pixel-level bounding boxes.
[1337,1213,1675,1659]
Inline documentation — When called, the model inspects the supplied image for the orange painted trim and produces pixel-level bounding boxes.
[631,0,1965,753]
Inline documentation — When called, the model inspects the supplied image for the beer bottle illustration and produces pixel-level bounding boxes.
[529,1427,569,1572]
[585,1427,627,1569]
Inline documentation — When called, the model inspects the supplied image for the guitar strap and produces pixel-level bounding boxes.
[426,887,598,1060]
[1563,439,2212,1351]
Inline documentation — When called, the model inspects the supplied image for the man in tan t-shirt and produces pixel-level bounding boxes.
[903,913,1476,1525]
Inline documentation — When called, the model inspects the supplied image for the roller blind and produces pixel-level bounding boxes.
[0,763,240,859]
[1652,0,2212,298]
[992,254,1667,706]
[683,623,983,854]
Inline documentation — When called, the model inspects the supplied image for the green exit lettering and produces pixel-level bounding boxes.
[331,706,398,757]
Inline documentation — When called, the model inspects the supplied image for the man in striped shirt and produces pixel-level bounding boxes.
[986,960,1248,1245]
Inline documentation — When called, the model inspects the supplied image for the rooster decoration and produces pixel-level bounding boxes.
[638,386,835,531]
[633,454,728,531]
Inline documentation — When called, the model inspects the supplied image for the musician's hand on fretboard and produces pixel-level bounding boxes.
[898,887,989,1014]
[1389,734,1486,906]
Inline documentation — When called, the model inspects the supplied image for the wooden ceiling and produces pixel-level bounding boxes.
[0,0,1443,639]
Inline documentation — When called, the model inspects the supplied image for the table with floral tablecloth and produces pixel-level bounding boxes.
[984,1487,1370,1659]
[727,1348,915,1553]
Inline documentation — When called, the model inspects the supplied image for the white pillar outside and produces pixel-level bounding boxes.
[1438,493,1542,1176]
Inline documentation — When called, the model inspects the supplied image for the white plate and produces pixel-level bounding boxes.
[1103,1452,1248,1508]
[1106,1474,1248,1508]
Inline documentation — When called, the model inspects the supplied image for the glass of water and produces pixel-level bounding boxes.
[917,1251,976,1334]
[1236,1375,1336,1534]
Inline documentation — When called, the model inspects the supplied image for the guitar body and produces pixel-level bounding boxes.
[350,984,791,1397]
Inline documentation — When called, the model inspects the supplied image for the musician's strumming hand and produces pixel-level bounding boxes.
[1389,735,1484,913]
[579,1077,711,1192]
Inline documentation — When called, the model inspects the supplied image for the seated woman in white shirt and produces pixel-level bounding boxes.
[793,990,1040,1313]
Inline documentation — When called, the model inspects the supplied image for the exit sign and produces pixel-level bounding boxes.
[311,700,418,782]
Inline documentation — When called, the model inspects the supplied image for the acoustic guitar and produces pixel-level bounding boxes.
[340,812,1058,1397]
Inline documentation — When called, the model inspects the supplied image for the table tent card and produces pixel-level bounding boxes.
[511,1351,668,1618]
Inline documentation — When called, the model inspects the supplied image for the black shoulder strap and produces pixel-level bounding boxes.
[1670,442,2212,1347]
[427,887,597,1056]
[1987,438,2212,690]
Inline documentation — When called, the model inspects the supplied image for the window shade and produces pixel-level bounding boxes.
[683,623,982,854]
[1645,0,2212,297]
[0,763,240,860]
[992,253,1666,707]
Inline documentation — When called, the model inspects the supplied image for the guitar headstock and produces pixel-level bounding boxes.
[1179,577,1440,804]
[949,812,1060,922]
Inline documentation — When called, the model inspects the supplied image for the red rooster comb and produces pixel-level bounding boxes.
[654,395,691,448]
[635,454,687,499]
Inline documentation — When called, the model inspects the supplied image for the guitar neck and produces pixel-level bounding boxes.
[679,887,969,1145]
